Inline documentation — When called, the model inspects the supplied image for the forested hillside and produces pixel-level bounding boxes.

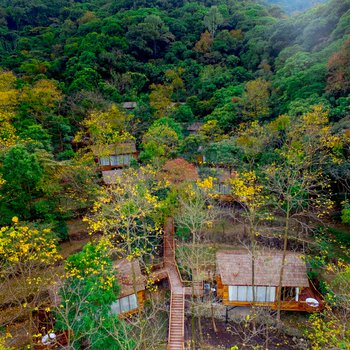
[265,0,327,14]
[0,0,349,348]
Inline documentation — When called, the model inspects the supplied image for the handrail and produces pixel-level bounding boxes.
[167,290,174,346]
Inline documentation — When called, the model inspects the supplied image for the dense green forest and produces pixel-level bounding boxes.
[0,0,349,348]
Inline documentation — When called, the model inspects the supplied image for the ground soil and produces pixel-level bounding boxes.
[184,317,301,350]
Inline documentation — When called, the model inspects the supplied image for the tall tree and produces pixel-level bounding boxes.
[204,6,224,38]
[0,219,61,347]
[241,78,270,120]
[264,106,343,321]
[56,240,134,349]
[0,145,43,223]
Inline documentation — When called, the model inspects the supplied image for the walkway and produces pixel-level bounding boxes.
[151,219,203,349]
[163,218,185,350]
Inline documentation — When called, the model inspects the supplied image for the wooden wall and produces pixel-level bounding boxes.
[216,277,310,311]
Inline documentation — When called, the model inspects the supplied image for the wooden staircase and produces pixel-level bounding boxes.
[164,218,185,350]
[168,292,185,350]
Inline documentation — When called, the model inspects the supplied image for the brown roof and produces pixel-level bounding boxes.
[187,122,203,132]
[92,141,137,157]
[216,250,309,287]
[113,259,146,297]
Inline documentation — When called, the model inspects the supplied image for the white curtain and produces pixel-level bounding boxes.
[229,286,276,302]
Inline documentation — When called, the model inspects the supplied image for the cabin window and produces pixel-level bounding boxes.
[99,157,110,166]
[215,184,231,195]
[111,294,138,315]
[123,154,132,165]
[99,155,132,167]
[110,156,118,166]
[229,286,276,302]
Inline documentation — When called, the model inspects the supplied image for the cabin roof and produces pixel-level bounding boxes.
[113,259,146,297]
[122,102,138,109]
[216,250,309,287]
[187,122,203,132]
[92,142,137,157]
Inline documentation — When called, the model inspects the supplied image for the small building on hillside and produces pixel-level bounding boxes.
[187,122,203,135]
[198,166,234,198]
[93,142,137,171]
[216,250,323,312]
[213,168,233,196]
[92,141,138,184]
[112,259,146,316]
[122,101,138,110]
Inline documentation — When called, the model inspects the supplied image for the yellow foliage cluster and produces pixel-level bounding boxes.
[0,334,14,350]
[0,220,61,267]
[0,70,18,112]
[76,104,133,146]
[230,171,263,203]
[149,83,175,118]
[21,79,62,118]
[84,166,166,260]
[196,176,214,190]
[307,309,350,350]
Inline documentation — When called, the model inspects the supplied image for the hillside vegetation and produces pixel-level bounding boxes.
[0,0,349,349]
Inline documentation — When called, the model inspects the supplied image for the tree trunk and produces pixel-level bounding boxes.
[277,201,290,322]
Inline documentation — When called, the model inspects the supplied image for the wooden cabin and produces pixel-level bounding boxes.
[93,141,137,171]
[213,168,233,196]
[216,250,324,312]
[187,122,203,135]
[122,101,138,110]
[92,141,138,185]
[198,166,234,199]
[112,259,146,317]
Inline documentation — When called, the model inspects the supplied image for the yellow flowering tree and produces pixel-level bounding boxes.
[264,105,343,321]
[177,178,216,244]
[306,262,350,349]
[0,70,19,150]
[84,166,168,293]
[0,219,61,347]
[236,121,268,168]
[229,171,269,310]
[175,179,217,347]
[20,79,62,122]
[73,104,135,167]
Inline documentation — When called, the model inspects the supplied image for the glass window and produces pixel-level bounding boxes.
[110,156,118,166]
[124,154,131,165]
[246,286,254,302]
[100,157,110,166]
[237,286,247,301]
[129,294,137,310]
[120,296,129,313]
[266,287,276,302]
[229,286,276,302]
[229,286,238,301]
[255,287,266,302]
[111,294,138,315]
[111,300,120,315]
[116,156,123,165]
